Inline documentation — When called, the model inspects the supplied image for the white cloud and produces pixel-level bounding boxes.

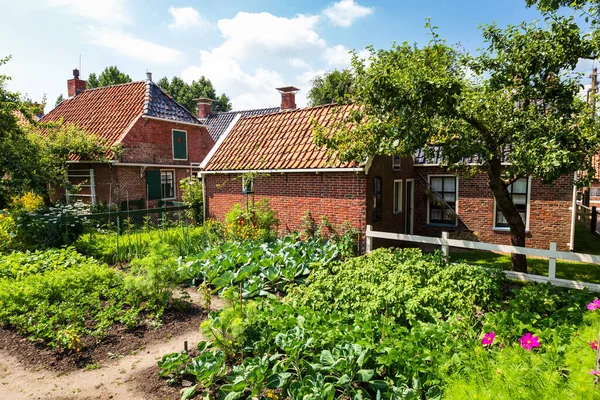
[288,58,310,69]
[47,0,130,24]
[324,45,352,67]
[86,27,183,65]
[216,12,325,60]
[182,11,329,109]
[323,0,373,27]
[168,6,208,31]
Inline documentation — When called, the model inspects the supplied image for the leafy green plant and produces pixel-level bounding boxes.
[224,199,279,241]
[158,351,191,385]
[0,247,97,279]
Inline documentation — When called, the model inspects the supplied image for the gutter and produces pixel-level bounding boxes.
[111,162,199,169]
[141,114,208,128]
[202,167,365,174]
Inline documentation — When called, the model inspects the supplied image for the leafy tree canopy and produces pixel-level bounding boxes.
[307,69,354,106]
[157,76,232,115]
[315,18,600,272]
[0,57,112,207]
[87,65,132,89]
[55,94,64,107]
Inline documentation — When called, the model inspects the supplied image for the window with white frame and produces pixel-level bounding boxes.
[591,187,600,197]
[373,177,382,222]
[392,155,402,171]
[393,179,402,214]
[494,177,529,229]
[160,170,175,199]
[428,176,457,225]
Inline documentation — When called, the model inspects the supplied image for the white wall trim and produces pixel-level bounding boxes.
[406,179,414,234]
[111,162,195,169]
[200,114,241,169]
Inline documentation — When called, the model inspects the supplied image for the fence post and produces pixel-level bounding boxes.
[548,242,557,279]
[441,231,449,260]
[592,206,597,234]
[366,225,373,253]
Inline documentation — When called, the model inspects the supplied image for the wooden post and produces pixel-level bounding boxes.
[548,242,557,279]
[592,206,597,234]
[366,225,373,253]
[442,231,449,260]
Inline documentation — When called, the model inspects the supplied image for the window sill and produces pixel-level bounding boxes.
[492,228,530,234]
[393,211,402,215]
[426,223,458,229]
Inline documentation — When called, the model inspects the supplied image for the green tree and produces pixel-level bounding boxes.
[87,66,132,89]
[157,76,232,115]
[0,57,112,207]
[307,69,354,106]
[315,19,600,272]
[55,94,64,107]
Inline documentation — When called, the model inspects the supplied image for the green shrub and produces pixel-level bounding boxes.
[289,248,505,324]
[224,199,279,241]
[0,262,159,351]
[0,247,98,279]
[0,211,16,252]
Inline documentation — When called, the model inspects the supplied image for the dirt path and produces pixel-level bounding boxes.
[0,293,225,400]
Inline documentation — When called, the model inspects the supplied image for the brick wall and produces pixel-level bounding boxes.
[410,166,573,250]
[120,118,214,164]
[204,172,367,241]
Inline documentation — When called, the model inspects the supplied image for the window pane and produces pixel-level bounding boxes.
[431,209,442,221]
[513,194,527,205]
[444,209,455,223]
[431,178,443,192]
[497,212,507,225]
[443,193,455,202]
[512,178,527,194]
[443,177,456,192]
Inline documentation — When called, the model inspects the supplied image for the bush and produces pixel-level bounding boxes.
[0,247,98,279]
[288,248,505,324]
[13,201,92,249]
[224,199,278,241]
[0,211,16,252]
[0,261,157,352]
[11,191,45,212]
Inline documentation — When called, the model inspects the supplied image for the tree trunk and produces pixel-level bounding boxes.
[488,168,528,273]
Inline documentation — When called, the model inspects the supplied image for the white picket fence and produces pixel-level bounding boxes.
[365,225,600,293]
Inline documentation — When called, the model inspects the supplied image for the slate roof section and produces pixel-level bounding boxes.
[41,80,202,149]
[204,104,360,171]
[200,107,280,141]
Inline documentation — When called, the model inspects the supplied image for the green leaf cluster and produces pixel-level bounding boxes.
[157,76,232,115]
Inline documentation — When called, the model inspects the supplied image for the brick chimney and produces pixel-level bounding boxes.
[277,86,299,110]
[67,68,86,97]
[194,98,213,118]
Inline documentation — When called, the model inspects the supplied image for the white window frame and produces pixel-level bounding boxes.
[393,179,403,214]
[492,176,531,231]
[392,155,402,171]
[160,169,177,200]
[426,174,459,227]
[172,129,188,161]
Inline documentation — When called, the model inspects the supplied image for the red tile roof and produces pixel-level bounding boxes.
[41,81,147,148]
[203,103,360,171]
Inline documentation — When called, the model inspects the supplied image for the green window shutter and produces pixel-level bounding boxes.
[173,130,187,159]
[146,170,161,200]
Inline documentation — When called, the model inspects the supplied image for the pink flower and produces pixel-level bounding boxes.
[587,299,600,311]
[519,333,540,351]
[591,340,599,351]
[481,332,495,346]
[590,370,600,376]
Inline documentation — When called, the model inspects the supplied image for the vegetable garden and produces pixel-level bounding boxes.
[1,197,600,399]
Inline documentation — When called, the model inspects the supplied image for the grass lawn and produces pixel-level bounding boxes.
[449,222,600,283]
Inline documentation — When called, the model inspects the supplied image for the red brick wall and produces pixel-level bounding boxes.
[204,172,367,241]
[120,118,214,164]
[410,165,573,250]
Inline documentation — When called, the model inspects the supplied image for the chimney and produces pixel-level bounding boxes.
[146,72,152,81]
[194,98,213,118]
[276,86,299,110]
[67,68,86,97]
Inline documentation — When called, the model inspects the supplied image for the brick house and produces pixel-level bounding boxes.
[41,70,214,208]
[202,89,577,251]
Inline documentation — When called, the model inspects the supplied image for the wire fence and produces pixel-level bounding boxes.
[87,205,200,233]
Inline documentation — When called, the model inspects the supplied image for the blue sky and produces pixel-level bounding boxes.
[0,0,578,111]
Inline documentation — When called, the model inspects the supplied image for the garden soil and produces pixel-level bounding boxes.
[0,290,224,400]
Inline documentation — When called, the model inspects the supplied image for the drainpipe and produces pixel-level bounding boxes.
[569,171,578,251]
[199,171,207,223]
